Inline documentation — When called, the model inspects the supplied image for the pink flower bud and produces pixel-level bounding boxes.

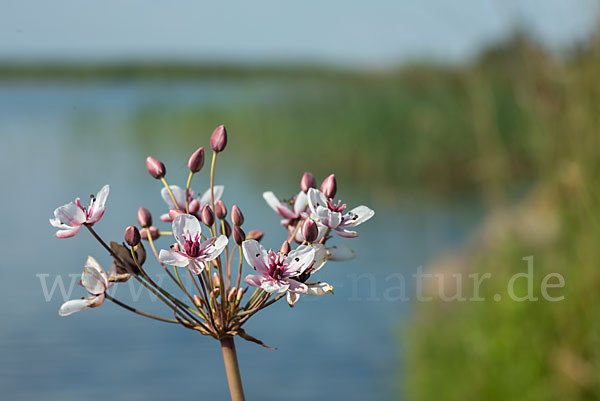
[189,199,201,214]
[188,147,205,173]
[137,207,152,228]
[168,209,184,220]
[246,229,264,242]
[236,288,244,302]
[302,218,318,243]
[201,205,215,226]
[228,288,237,302]
[140,226,160,241]
[220,220,232,238]
[279,240,291,255]
[210,125,227,153]
[145,156,166,179]
[231,205,244,226]
[213,272,220,288]
[124,226,141,247]
[301,172,316,193]
[193,294,203,307]
[215,200,227,219]
[320,174,337,199]
[233,225,245,245]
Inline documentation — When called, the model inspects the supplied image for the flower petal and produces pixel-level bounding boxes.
[307,188,328,215]
[293,191,308,215]
[286,291,300,307]
[327,245,355,261]
[263,191,295,219]
[201,235,228,261]
[199,185,224,206]
[159,249,190,267]
[305,281,334,296]
[311,243,328,273]
[188,259,205,275]
[54,226,82,238]
[261,278,289,293]
[242,240,269,275]
[52,202,86,227]
[244,274,264,288]
[340,205,375,227]
[172,214,202,250]
[94,185,110,208]
[88,184,110,223]
[334,227,358,238]
[284,245,315,276]
[161,185,187,210]
[58,298,93,316]
[82,256,107,294]
[287,279,308,294]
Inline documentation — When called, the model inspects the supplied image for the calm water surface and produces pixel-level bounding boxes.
[0,80,483,400]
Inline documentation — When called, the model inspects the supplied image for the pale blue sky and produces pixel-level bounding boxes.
[1,0,597,66]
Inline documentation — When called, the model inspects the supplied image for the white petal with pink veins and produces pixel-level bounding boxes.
[52,202,86,227]
[287,279,308,294]
[261,279,289,293]
[172,214,202,249]
[54,226,82,238]
[81,256,108,295]
[188,259,205,275]
[285,245,315,275]
[159,249,190,267]
[242,240,269,274]
[88,184,110,222]
[202,235,228,261]
[244,274,264,288]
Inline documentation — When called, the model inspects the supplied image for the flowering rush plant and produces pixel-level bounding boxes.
[49,125,374,401]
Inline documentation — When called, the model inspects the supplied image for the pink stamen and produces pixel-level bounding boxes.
[327,199,346,213]
[183,233,202,257]
[266,251,288,280]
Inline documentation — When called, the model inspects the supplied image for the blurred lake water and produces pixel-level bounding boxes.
[0,79,484,400]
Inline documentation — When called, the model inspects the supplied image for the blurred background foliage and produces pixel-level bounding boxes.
[405,31,600,401]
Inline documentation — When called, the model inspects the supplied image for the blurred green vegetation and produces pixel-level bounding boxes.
[405,33,600,401]
[120,36,564,198]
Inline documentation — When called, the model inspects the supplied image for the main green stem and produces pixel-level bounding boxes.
[220,336,245,401]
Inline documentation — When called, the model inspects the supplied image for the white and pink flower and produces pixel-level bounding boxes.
[307,188,374,238]
[159,214,228,275]
[59,256,111,316]
[49,184,109,238]
[284,243,334,307]
[160,185,224,222]
[263,190,308,227]
[242,240,314,295]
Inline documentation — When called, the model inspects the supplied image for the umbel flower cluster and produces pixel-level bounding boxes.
[49,125,374,400]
